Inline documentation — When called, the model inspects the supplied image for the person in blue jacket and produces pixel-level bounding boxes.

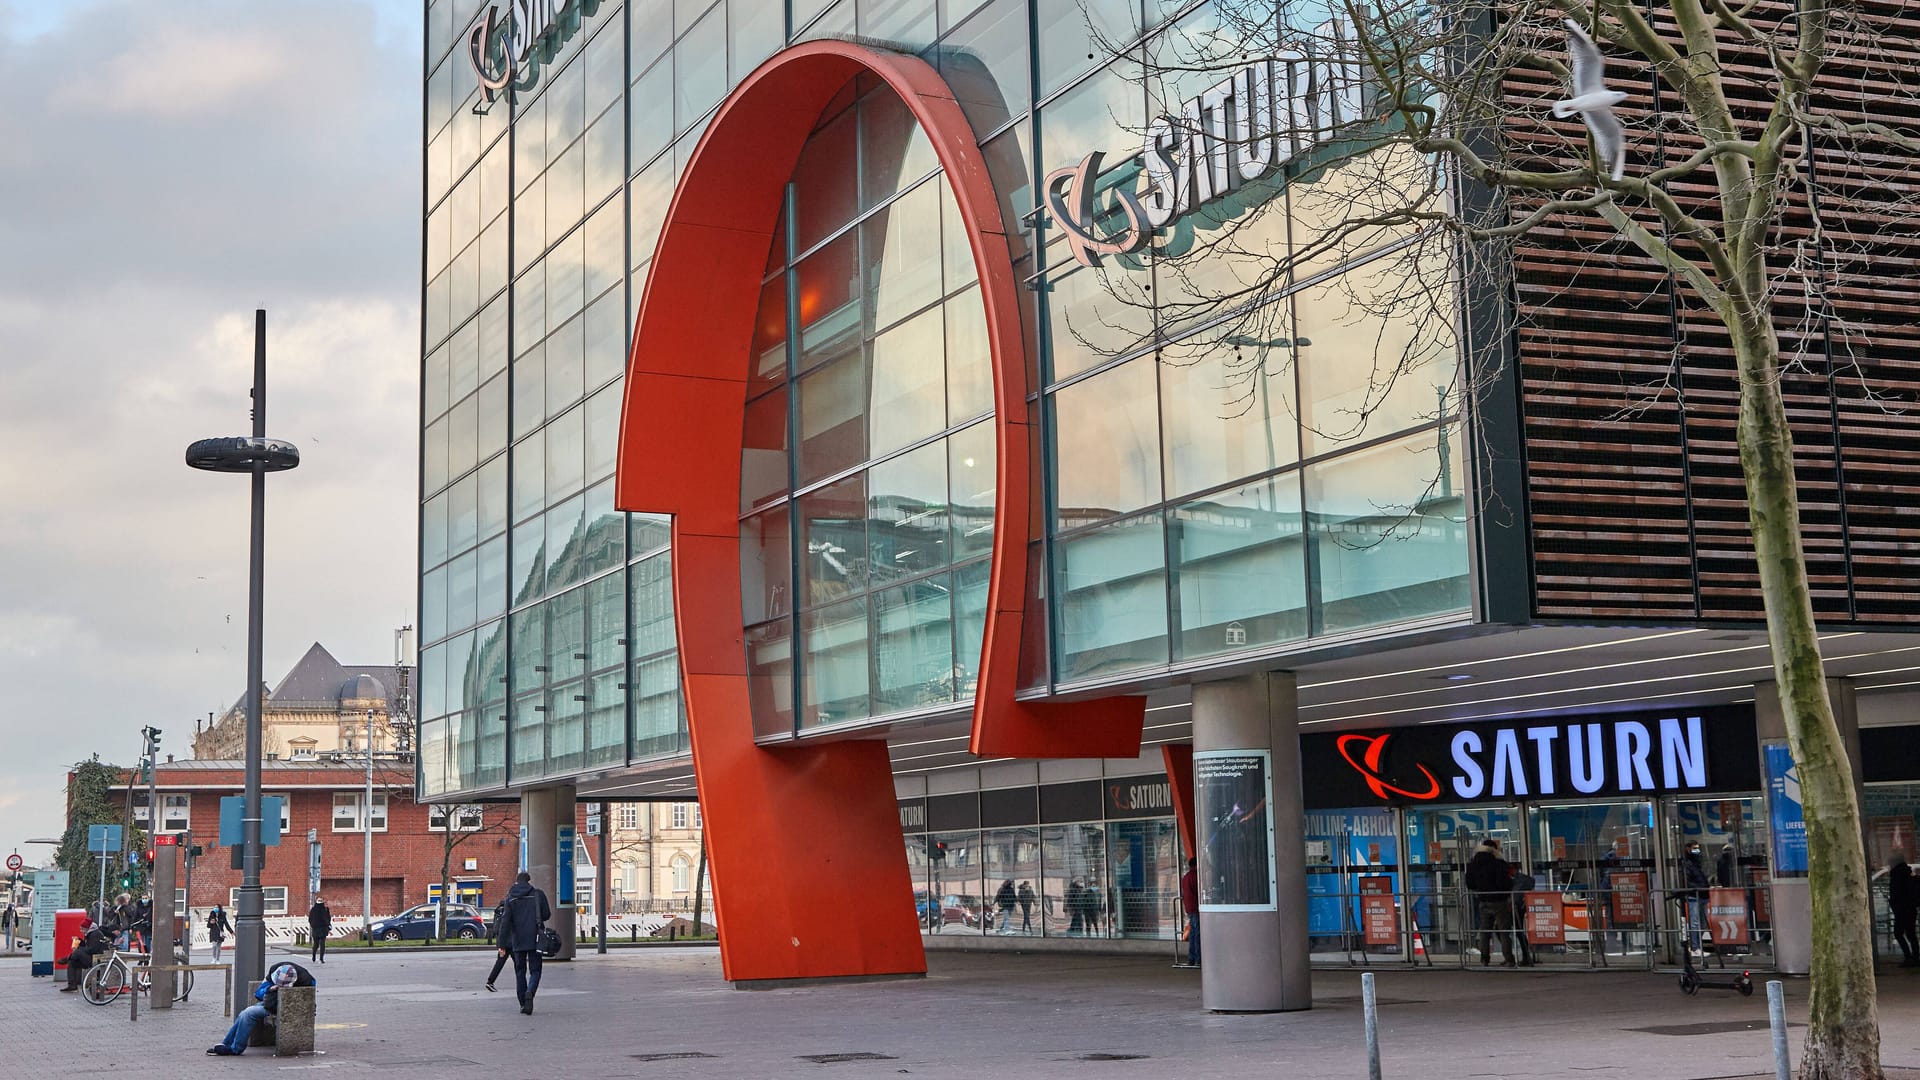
[208,961,314,1056]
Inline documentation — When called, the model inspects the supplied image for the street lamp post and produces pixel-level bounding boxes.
[362,708,374,942]
[185,309,299,1016]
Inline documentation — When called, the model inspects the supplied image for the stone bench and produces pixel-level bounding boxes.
[246,984,316,1056]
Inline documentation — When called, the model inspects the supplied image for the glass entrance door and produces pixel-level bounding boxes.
[1404,804,1522,964]
[1660,795,1772,965]
[1526,800,1654,967]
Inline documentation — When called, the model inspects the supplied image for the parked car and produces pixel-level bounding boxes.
[369,902,488,941]
[913,892,980,929]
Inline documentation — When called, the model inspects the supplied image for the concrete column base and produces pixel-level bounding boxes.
[521,784,578,961]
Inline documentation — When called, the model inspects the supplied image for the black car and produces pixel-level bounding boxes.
[369,902,487,941]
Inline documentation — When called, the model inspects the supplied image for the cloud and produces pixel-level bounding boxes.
[0,0,421,862]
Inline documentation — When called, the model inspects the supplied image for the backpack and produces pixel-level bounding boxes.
[537,924,562,957]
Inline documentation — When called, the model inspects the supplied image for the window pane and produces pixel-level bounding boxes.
[1159,331,1299,499]
[1034,0,1137,95]
[584,288,627,389]
[631,549,677,656]
[1051,355,1161,529]
[797,349,868,485]
[546,587,589,684]
[675,9,727,130]
[1305,427,1470,634]
[449,472,479,554]
[953,558,989,698]
[741,389,790,513]
[948,419,996,563]
[633,651,685,757]
[513,432,546,522]
[944,286,993,424]
[478,535,508,624]
[447,393,478,480]
[796,231,860,374]
[802,595,869,726]
[1295,262,1458,455]
[939,0,1028,133]
[868,305,946,458]
[792,106,858,252]
[583,197,624,306]
[799,474,867,606]
[750,274,788,389]
[873,575,956,714]
[586,384,621,484]
[868,440,949,584]
[546,493,587,593]
[512,517,546,605]
[741,506,793,624]
[423,490,450,568]
[1054,512,1169,681]
[1173,477,1306,659]
[546,402,586,500]
[863,180,942,332]
[448,549,479,633]
[513,340,547,441]
[746,618,793,738]
[630,57,673,168]
[580,478,624,578]
[859,91,938,211]
[587,570,625,672]
[478,371,509,459]
[730,0,784,77]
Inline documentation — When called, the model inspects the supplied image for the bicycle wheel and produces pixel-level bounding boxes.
[83,960,125,1005]
[174,967,193,1002]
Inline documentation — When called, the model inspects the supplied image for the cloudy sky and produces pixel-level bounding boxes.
[0,0,422,861]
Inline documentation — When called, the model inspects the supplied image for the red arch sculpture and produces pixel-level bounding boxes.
[616,40,1144,983]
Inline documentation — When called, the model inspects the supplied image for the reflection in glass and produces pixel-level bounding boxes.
[741,507,793,624]
[1107,818,1180,938]
[802,596,869,726]
[984,827,1042,935]
[868,306,947,458]
[1052,355,1162,528]
[863,180,943,332]
[800,475,867,607]
[746,619,794,737]
[947,420,996,563]
[1295,258,1457,455]
[1173,477,1307,658]
[868,440,950,583]
[1305,426,1469,634]
[1042,823,1109,936]
[873,575,957,714]
[1055,512,1169,681]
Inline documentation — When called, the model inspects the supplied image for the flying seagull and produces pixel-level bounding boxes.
[1553,19,1628,181]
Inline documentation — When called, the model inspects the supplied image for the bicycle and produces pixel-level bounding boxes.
[81,944,191,1006]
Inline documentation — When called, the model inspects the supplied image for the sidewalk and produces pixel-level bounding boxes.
[2,949,1915,1078]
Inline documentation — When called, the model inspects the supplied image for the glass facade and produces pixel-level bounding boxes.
[418,0,1471,795]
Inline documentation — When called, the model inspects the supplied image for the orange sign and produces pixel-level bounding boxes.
[1525,892,1564,944]
[1614,836,1631,857]
[1552,837,1567,860]
[1360,876,1398,946]
[1428,843,1443,865]
[1611,871,1649,926]
[1708,887,1750,945]
[1751,868,1772,924]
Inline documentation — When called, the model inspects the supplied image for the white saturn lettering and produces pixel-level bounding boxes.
[1449,716,1707,799]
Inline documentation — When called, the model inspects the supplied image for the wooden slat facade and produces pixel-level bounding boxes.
[1497,1,1920,623]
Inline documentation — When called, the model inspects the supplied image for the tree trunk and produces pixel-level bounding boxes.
[1729,299,1882,1080]
[438,832,454,942]
[691,835,708,936]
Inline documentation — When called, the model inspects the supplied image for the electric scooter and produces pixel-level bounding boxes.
[1678,939,1754,996]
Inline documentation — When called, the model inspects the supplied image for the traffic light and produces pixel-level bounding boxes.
[931,840,948,862]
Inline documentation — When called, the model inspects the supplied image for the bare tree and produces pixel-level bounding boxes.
[1049,0,1905,1072]
[430,803,518,940]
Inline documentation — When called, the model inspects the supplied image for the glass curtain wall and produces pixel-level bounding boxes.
[1035,0,1471,689]
[740,85,997,736]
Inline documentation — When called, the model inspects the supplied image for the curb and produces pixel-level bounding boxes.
[270,939,719,956]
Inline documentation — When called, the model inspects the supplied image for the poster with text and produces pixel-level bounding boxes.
[1707,887,1750,945]
[30,870,68,969]
[1360,876,1398,945]
[1196,750,1277,911]
[1610,871,1649,927]
[1751,867,1772,925]
[1525,892,1565,944]
[1765,743,1810,874]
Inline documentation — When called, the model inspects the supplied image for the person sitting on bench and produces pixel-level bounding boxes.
[208,961,315,1056]
[59,917,111,993]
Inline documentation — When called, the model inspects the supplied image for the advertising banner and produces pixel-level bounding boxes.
[1610,871,1649,926]
[30,870,68,974]
[1525,892,1565,944]
[556,825,577,908]
[1707,887,1750,945]
[1359,876,1397,945]
[1195,750,1277,912]
[1765,743,1809,874]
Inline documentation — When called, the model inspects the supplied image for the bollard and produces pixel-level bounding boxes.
[1767,980,1789,1080]
[1362,971,1381,1080]
[630,925,638,943]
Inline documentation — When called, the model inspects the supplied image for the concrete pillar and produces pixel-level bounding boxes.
[521,783,577,961]
[1192,671,1310,1012]
[1753,677,1861,976]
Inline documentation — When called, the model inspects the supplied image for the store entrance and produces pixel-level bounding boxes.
[1403,804,1522,963]
[1525,800,1656,967]
[1660,795,1773,966]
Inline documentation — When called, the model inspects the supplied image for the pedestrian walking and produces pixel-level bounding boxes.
[1065,877,1087,936]
[497,871,552,1015]
[1464,838,1516,967]
[485,896,511,992]
[206,904,233,963]
[1016,881,1036,934]
[307,897,332,963]
[207,962,314,1056]
[994,880,1017,935]
[1889,850,1919,967]
[1180,857,1200,967]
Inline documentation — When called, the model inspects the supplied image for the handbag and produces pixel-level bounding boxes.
[537,924,561,957]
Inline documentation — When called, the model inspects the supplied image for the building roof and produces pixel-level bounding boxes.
[215,642,414,718]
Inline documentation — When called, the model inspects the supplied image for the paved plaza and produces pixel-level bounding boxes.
[4,947,1917,1078]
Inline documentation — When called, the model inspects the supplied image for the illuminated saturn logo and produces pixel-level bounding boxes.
[1041,151,1149,268]
[1337,733,1442,801]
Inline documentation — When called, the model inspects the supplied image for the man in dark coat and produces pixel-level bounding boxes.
[497,872,552,1014]
[60,918,111,992]
[307,897,332,963]
[1464,838,1516,966]
[1180,857,1200,967]
[1889,851,1918,967]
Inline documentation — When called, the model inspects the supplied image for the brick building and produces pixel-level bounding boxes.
[111,757,524,930]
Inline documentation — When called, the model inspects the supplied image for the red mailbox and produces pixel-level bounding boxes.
[53,909,88,973]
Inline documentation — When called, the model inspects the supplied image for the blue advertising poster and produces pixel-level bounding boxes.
[1765,743,1809,874]
[556,825,577,907]
[1303,808,1397,936]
